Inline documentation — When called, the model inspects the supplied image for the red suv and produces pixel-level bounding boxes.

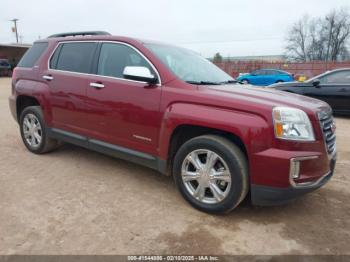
[9,31,336,213]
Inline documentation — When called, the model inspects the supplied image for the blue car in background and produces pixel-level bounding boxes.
[237,69,294,86]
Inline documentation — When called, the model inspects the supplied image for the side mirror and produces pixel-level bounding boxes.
[312,79,320,87]
[123,66,158,85]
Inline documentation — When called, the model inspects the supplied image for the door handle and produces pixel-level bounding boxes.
[43,75,54,81]
[90,82,105,89]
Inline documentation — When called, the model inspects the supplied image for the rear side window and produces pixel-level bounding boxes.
[51,42,97,74]
[17,42,48,68]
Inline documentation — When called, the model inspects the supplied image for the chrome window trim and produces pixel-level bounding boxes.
[47,40,162,86]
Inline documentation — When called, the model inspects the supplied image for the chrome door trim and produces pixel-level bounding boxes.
[89,82,105,89]
[42,75,54,81]
[47,40,162,86]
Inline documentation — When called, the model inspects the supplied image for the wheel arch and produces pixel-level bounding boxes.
[157,102,271,176]
[16,95,41,122]
[166,124,248,175]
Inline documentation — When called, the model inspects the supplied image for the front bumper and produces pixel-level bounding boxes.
[251,155,336,206]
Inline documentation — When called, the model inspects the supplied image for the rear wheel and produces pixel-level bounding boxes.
[173,135,249,213]
[19,106,59,154]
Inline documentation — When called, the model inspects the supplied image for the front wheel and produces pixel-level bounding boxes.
[173,135,249,214]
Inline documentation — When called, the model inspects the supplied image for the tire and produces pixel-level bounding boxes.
[276,80,284,83]
[241,79,249,84]
[173,135,249,214]
[19,106,59,154]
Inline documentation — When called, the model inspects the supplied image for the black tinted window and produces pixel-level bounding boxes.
[17,42,48,68]
[54,42,97,73]
[49,45,62,69]
[97,43,154,78]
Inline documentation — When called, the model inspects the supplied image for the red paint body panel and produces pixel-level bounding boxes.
[9,35,335,192]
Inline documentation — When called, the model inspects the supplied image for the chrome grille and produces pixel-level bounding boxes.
[318,110,336,155]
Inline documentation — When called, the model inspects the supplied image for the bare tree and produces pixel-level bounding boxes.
[285,9,350,61]
[285,15,309,61]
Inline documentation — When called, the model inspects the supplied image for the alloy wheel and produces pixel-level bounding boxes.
[181,149,232,204]
[22,113,42,148]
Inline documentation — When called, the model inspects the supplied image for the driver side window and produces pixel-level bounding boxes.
[97,43,155,79]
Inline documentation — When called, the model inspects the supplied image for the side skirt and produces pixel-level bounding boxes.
[47,128,168,175]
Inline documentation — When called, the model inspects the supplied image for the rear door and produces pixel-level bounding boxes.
[84,42,162,155]
[44,42,98,134]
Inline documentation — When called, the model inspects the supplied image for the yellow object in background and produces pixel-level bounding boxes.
[298,75,307,82]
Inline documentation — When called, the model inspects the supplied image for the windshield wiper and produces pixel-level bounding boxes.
[186,81,222,85]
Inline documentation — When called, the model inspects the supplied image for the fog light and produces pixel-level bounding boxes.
[290,160,300,179]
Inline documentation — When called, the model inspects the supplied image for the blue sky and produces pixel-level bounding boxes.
[1,0,349,57]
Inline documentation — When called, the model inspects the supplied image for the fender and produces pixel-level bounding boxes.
[157,102,272,160]
[15,79,53,124]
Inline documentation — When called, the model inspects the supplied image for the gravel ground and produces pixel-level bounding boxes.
[0,77,349,255]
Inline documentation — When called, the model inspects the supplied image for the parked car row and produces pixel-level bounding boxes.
[237,69,294,86]
[236,67,350,115]
[270,68,350,115]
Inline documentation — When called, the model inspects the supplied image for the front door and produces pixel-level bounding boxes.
[84,42,162,155]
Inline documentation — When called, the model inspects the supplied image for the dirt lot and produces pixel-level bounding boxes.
[0,77,349,255]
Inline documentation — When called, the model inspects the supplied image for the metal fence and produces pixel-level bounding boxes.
[214,61,350,78]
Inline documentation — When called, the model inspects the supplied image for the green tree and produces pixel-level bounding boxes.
[213,52,223,63]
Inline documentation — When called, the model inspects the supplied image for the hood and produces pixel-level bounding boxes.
[269,81,307,88]
[198,84,329,120]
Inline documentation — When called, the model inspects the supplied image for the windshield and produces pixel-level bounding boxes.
[145,43,235,84]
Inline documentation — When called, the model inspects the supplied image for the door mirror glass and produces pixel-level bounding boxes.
[312,79,320,87]
[123,66,158,84]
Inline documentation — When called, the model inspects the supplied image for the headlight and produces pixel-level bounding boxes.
[273,107,315,141]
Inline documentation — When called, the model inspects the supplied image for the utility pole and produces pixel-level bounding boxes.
[10,18,19,43]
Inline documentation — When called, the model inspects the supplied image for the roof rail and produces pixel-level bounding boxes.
[48,31,111,38]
